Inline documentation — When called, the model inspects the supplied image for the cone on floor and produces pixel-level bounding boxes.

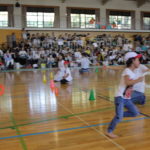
[50,80,55,91]
[50,72,54,80]
[89,89,96,101]
[55,87,59,96]
[43,74,47,84]
[95,68,99,73]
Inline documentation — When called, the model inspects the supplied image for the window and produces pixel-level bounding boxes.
[26,12,54,28]
[109,15,131,29]
[26,7,55,28]
[69,8,98,29]
[0,6,8,27]
[142,13,150,30]
[143,17,150,30]
[108,10,133,29]
[71,14,96,28]
[0,11,8,27]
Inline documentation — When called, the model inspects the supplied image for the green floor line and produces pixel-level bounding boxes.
[10,113,28,150]
[0,94,114,126]
[0,106,114,130]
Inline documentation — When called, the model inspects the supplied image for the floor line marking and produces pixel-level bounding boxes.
[10,113,28,150]
[58,102,125,150]
[0,106,114,128]
[0,117,148,140]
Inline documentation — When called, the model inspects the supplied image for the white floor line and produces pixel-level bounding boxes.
[58,102,125,150]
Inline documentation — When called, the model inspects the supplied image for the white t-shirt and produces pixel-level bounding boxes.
[63,68,72,81]
[40,50,45,55]
[78,57,91,69]
[133,64,148,93]
[58,39,64,46]
[62,50,67,54]
[33,39,40,46]
[123,44,132,51]
[58,60,65,71]
[93,42,98,48]
[117,37,123,45]
[118,57,124,63]
[77,40,83,46]
[22,33,27,40]
[47,38,53,44]
[116,68,136,99]
[0,50,3,56]
[19,50,27,57]
[74,52,82,59]
[34,54,40,59]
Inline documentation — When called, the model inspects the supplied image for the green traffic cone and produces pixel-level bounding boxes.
[89,89,96,101]
[95,68,99,73]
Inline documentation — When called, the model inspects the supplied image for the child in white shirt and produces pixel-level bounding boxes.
[77,53,91,73]
[60,61,73,84]
[106,52,143,138]
[54,55,65,82]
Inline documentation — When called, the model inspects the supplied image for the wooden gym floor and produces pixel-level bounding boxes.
[0,68,150,150]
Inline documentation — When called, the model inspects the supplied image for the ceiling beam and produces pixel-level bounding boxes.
[137,0,147,7]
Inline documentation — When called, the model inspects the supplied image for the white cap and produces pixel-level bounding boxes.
[124,52,142,62]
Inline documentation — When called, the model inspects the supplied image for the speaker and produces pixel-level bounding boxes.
[15,2,20,7]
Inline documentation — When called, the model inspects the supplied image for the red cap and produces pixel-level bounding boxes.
[64,61,69,65]
[135,54,142,59]
[124,52,142,62]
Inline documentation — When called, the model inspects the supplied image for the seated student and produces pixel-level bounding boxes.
[54,54,65,82]
[74,49,82,61]
[4,51,14,69]
[85,47,91,57]
[19,48,28,66]
[0,49,3,58]
[77,53,92,73]
[47,55,55,68]
[60,61,72,84]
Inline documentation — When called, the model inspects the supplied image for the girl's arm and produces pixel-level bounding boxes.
[124,75,144,86]
[104,65,124,70]
[144,69,150,73]
[63,73,69,79]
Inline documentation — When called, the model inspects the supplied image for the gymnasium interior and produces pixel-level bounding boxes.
[0,0,150,149]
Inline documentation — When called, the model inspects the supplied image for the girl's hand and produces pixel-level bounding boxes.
[137,76,144,82]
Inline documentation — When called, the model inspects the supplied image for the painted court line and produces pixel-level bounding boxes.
[0,106,114,128]
[0,116,149,141]
[58,102,125,150]
[10,113,27,150]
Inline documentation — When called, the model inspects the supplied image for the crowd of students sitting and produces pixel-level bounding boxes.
[0,32,150,71]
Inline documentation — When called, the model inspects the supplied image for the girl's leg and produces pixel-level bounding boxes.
[131,91,146,105]
[124,99,140,117]
[107,97,124,138]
